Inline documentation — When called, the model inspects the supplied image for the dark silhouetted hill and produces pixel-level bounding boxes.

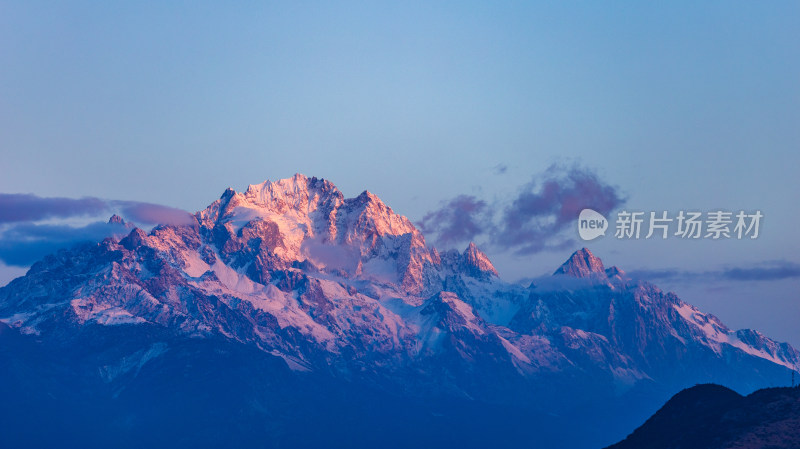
[607,383,800,449]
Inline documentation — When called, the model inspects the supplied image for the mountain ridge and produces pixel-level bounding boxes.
[0,174,797,448]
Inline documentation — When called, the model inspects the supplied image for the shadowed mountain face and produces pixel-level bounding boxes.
[0,175,798,448]
[553,247,605,277]
[607,384,800,449]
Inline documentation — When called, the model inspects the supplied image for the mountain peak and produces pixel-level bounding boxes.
[235,175,344,215]
[108,214,125,225]
[463,242,498,278]
[605,265,626,280]
[245,173,311,197]
[220,187,236,200]
[353,190,383,205]
[553,247,605,277]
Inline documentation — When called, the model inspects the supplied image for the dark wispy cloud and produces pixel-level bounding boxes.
[628,261,800,284]
[493,164,508,175]
[0,221,130,266]
[418,195,494,247]
[495,164,625,254]
[0,193,196,267]
[625,268,690,281]
[114,201,195,226]
[417,164,626,254]
[0,193,194,226]
[721,263,800,281]
[0,194,108,223]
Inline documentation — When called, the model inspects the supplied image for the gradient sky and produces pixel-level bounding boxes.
[1,2,799,345]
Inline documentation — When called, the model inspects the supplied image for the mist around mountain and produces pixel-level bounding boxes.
[0,175,797,448]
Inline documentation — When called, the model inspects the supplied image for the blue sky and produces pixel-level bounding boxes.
[1,2,799,344]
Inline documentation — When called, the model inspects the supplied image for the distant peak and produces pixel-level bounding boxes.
[220,187,236,200]
[605,265,626,280]
[554,247,605,278]
[108,214,125,225]
[463,242,498,278]
[355,190,381,203]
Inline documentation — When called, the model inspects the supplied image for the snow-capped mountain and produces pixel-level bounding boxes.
[0,174,797,449]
